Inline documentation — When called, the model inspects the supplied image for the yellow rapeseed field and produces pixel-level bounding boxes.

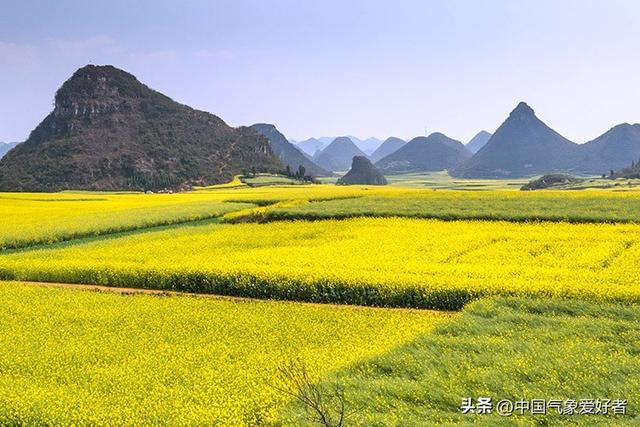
[0,192,251,249]
[0,281,447,425]
[0,185,403,249]
[3,217,640,309]
[5,185,640,250]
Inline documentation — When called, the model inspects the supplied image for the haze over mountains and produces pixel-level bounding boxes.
[294,136,383,157]
[1,64,640,190]
[376,133,472,174]
[465,131,492,154]
[250,124,330,177]
[314,136,368,172]
[370,137,406,163]
[347,137,383,155]
[294,138,327,157]
[0,142,20,160]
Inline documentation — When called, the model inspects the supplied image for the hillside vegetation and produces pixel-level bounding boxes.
[0,65,283,192]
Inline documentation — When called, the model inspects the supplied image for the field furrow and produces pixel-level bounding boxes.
[3,218,640,309]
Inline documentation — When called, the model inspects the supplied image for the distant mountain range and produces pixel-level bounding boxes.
[452,102,640,178]
[0,142,20,159]
[294,136,383,157]
[291,107,640,178]
[295,138,327,157]
[337,156,387,185]
[2,66,640,190]
[0,65,283,191]
[370,137,406,163]
[314,136,368,171]
[575,123,640,174]
[376,133,471,174]
[466,131,492,153]
[250,124,331,177]
[346,136,383,155]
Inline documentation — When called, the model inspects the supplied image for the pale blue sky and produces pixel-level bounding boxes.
[1,0,639,143]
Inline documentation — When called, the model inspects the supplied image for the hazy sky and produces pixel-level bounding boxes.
[1,0,639,143]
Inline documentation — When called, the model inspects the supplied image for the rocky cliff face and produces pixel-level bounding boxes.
[337,156,387,185]
[0,65,283,191]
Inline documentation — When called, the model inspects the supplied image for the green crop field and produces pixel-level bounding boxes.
[283,297,640,425]
[228,191,640,224]
[384,170,532,189]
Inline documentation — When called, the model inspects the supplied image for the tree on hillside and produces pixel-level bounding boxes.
[297,165,306,179]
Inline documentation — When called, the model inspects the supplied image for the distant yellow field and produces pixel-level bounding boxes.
[5,185,640,249]
[3,217,640,309]
[0,185,411,248]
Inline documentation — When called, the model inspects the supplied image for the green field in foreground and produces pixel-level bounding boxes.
[0,282,446,426]
[2,283,636,426]
[3,182,640,426]
[284,297,640,426]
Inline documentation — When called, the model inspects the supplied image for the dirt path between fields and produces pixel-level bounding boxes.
[9,280,448,313]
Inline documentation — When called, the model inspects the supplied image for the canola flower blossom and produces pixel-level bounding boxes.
[0,282,446,425]
[2,217,640,309]
[5,186,640,249]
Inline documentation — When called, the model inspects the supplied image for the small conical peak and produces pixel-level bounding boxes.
[332,136,354,145]
[427,132,447,139]
[473,130,491,138]
[510,101,535,118]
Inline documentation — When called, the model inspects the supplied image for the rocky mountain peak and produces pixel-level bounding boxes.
[509,101,535,119]
[337,156,387,185]
[53,65,154,119]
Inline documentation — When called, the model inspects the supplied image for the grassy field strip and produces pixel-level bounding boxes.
[284,297,640,425]
[7,187,640,250]
[0,185,408,250]
[382,171,533,189]
[2,218,640,310]
[0,281,449,425]
[225,192,640,224]
[0,194,255,250]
